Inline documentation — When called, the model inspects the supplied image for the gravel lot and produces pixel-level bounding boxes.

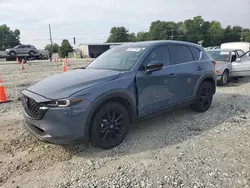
[0,60,250,188]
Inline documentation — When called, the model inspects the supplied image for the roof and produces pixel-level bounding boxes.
[78,40,202,48]
[207,48,241,52]
[78,42,130,46]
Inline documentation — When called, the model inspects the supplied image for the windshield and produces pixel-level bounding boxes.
[86,45,147,71]
[207,50,231,62]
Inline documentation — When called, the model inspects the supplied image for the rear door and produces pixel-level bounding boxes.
[135,44,179,116]
[168,43,200,103]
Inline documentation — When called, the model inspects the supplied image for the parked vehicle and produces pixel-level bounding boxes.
[6,44,39,57]
[207,48,250,85]
[221,42,250,56]
[20,40,216,149]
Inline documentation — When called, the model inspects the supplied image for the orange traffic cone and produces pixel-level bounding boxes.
[62,62,67,72]
[16,57,20,64]
[0,74,8,103]
[21,59,25,70]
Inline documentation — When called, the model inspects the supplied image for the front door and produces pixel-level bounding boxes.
[231,50,250,77]
[135,44,179,116]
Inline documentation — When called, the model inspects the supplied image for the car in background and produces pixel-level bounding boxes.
[6,44,39,57]
[207,48,250,85]
[20,40,216,149]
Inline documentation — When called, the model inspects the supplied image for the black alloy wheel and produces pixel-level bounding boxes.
[90,102,129,149]
[191,81,213,112]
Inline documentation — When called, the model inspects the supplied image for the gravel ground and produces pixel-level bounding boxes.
[0,60,250,188]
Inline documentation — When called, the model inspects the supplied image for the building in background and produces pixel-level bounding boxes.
[78,43,128,58]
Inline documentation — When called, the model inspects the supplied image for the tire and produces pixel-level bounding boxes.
[191,81,213,113]
[29,51,35,56]
[90,102,130,149]
[218,70,229,86]
[9,51,16,56]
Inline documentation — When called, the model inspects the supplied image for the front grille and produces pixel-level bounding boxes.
[21,95,47,119]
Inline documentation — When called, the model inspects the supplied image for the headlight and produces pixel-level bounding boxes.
[42,99,83,107]
[216,70,220,74]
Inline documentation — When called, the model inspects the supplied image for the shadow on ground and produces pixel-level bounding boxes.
[70,92,250,159]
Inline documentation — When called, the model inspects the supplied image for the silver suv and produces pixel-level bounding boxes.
[6,45,39,57]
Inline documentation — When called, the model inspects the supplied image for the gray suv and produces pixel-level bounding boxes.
[6,44,39,56]
[20,40,217,149]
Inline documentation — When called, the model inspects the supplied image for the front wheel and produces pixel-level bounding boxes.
[218,70,229,86]
[9,51,16,56]
[90,102,130,149]
[191,81,213,113]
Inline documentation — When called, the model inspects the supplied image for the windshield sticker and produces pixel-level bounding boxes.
[126,48,143,52]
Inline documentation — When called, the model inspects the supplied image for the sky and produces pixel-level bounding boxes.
[0,0,250,49]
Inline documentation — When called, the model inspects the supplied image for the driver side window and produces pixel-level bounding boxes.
[143,45,171,68]
[231,52,237,62]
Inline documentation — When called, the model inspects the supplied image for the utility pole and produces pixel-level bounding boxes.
[49,24,53,45]
[48,24,53,61]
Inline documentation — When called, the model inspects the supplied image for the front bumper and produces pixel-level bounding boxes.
[216,75,222,80]
[21,90,91,145]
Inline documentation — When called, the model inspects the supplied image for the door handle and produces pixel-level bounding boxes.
[197,66,203,71]
[169,73,177,78]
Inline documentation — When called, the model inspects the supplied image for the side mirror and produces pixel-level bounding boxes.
[236,58,241,62]
[145,61,163,73]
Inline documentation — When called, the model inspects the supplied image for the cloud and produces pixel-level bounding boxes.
[1,0,249,48]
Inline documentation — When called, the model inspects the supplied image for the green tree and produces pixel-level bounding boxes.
[137,32,151,41]
[184,16,205,43]
[244,31,250,42]
[0,24,21,50]
[60,39,73,58]
[149,21,176,40]
[206,21,224,46]
[106,27,129,42]
[44,43,60,53]
[128,33,137,42]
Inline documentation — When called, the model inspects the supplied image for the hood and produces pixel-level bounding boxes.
[26,68,120,99]
[215,61,229,69]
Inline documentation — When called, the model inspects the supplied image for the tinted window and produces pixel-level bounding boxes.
[144,45,171,66]
[190,46,201,60]
[169,44,194,64]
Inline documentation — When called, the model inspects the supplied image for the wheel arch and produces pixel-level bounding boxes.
[84,91,137,141]
[195,74,216,96]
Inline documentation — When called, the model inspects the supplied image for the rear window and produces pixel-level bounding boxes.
[190,47,201,60]
[169,44,194,64]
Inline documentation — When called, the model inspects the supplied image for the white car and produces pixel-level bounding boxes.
[207,48,250,85]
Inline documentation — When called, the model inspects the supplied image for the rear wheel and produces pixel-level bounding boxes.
[90,102,129,149]
[191,81,213,112]
[29,51,35,56]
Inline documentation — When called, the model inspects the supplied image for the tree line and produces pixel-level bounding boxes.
[106,16,250,47]
[1,16,250,56]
